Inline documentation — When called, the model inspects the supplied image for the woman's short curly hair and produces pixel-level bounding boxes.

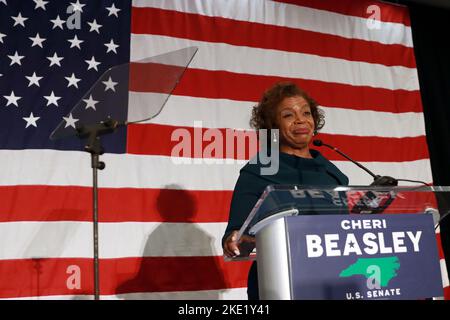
[250,81,325,132]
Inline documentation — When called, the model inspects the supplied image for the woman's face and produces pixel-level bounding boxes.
[276,95,315,149]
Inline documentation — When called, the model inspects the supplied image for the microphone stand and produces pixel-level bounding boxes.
[312,139,397,214]
[313,140,398,186]
[76,119,123,300]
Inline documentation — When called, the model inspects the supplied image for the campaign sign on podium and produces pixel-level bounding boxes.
[286,213,443,300]
[230,185,449,300]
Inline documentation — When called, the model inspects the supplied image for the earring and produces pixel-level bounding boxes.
[271,129,279,143]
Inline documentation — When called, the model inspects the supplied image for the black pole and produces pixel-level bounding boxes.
[92,153,100,300]
[89,139,105,300]
[77,120,117,300]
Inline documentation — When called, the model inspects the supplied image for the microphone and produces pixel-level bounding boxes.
[313,139,397,214]
[312,139,397,186]
[312,139,431,214]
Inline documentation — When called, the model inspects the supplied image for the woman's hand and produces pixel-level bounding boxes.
[223,230,256,258]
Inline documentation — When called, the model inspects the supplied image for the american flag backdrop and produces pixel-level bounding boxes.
[0,0,449,299]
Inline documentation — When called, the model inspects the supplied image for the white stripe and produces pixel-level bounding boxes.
[321,107,426,138]
[128,93,254,129]
[130,93,427,138]
[130,34,419,91]
[127,92,170,123]
[5,287,248,300]
[132,0,413,47]
[101,222,227,258]
[0,150,432,190]
[0,221,227,259]
[441,259,450,288]
[0,221,91,259]
[0,150,243,190]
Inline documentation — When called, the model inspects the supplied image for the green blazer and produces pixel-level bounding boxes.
[223,149,349,244]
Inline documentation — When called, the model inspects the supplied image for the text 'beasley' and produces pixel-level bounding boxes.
[305,218,422,257]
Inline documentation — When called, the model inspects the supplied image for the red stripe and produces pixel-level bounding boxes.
[316,133,430,162]
[0,181,437,224]
[0,257,251,298]
[111,256,250,295]
[129,69,423,114]
[436,233,445,260]
[129,62,187,94]
[0,185,91,222]
[127,123,429,162]
[128,124,257,160]
[274,0,411,26]
[131,7,415,68]
[0,186,232,223]
[0,257,445,298]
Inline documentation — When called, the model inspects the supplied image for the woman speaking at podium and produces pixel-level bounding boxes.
[222,81,349,300]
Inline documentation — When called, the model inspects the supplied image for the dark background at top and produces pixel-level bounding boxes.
[385,0,450,271]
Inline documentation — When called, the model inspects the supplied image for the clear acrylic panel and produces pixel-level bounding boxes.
[229,185,450,261]
[50,46,198,140]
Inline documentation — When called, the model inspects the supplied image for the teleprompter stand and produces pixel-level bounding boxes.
[50,47,198,299]
[76,119,122,299]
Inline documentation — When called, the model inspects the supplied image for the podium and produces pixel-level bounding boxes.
[230,185,449,300]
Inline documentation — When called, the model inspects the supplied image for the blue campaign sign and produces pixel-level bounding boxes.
[286,214,443,300]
